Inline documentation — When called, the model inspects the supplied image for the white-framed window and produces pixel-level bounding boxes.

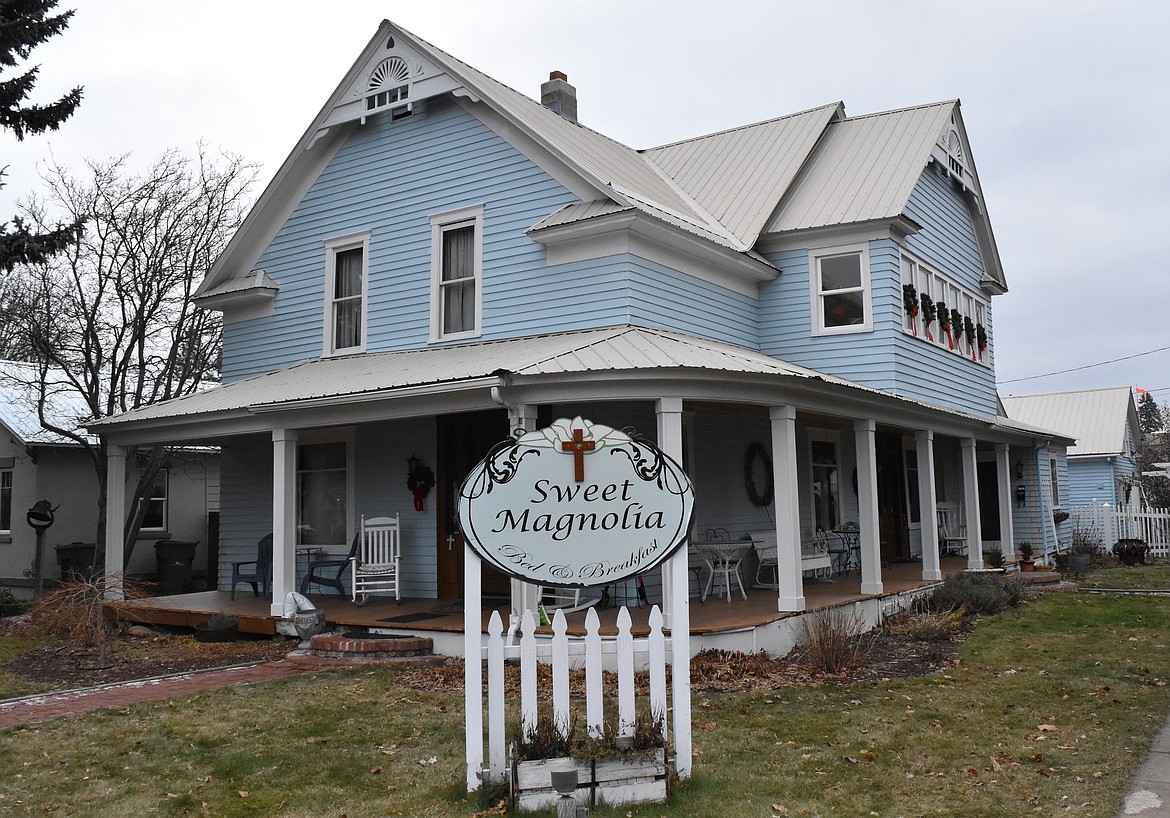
[324,232,370,355]
[140,469,169,531]
[900,254,990,364]
[296,438,353,548]
[1050,457,1060,508]
[430,205,484,341]
[808,432,841,532]
[811,245,871,335]
[0,468,11,535]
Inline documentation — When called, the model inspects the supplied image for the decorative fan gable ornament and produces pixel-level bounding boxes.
[457,417,694,587]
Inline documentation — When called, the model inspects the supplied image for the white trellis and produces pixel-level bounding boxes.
[463,545,690,792]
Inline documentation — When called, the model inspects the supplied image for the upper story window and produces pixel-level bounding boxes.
[0,468,11,535]
[324,232,370,355]
[811,245,871,335]
[430,205,484,342]
[141,469,169,531]
[901,255,990,365]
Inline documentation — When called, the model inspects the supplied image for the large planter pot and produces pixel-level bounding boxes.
[512,750,668,812]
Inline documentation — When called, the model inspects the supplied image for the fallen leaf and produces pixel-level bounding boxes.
[1038,724,1058,732]
[771,805,788,816]
[238,791,248,799]
[370,766,383,774]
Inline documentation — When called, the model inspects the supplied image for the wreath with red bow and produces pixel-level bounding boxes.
[406,456,436,512]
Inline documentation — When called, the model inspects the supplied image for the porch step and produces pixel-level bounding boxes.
[1013,569,1077,593]
[305,630,439,664]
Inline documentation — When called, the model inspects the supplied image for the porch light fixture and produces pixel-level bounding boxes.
[1014,460,1024,480]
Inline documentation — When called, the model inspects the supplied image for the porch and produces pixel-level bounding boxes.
[105,555,972,656]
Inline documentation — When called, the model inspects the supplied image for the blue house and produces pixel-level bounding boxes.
[92,20,1069,625]
[1004,387,1142,509]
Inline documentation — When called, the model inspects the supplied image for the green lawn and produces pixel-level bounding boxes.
[2,588,1169,816]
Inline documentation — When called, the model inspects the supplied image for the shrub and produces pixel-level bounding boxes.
[928,571,1024,616]
[885,609,967,642]
[985,546,1005,569]
[800,607,872,674]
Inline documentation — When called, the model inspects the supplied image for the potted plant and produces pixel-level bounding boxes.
[984,546,1005,570]
[1113,539,1149,567]
[1017,541,1035,571]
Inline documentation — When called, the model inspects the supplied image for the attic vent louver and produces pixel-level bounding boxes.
[366,57,411,117]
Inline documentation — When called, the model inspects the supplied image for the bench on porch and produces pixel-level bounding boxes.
[750,529,833,588]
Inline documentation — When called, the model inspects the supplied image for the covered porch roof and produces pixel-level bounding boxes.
[90,324,1054,448]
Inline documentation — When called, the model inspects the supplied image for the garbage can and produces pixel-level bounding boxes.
[154,540,198,594]
[55,542,97,580]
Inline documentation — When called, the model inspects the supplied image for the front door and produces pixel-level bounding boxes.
[977,460,1001,544]
[436,409,512,599]
[876,432,909,561]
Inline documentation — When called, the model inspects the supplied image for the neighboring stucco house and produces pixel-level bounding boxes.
[91,20,1070,619]
[1003,387,1141,509]
[0,363,219,597]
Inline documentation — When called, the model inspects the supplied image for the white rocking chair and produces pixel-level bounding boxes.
[351,513,400,606]
[936,502,968,556]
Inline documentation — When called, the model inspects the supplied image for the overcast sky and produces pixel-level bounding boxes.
[4,0,1168,401]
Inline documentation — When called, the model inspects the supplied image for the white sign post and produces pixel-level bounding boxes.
[461,417,694,792]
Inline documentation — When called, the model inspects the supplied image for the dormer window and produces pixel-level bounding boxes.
[366,57,411,117]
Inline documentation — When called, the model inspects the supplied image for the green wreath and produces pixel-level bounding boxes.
[744,442,774,506]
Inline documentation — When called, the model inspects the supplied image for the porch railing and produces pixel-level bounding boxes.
[1070,501,1170,558]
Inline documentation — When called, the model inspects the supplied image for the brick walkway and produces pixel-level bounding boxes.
[0,657,341,729]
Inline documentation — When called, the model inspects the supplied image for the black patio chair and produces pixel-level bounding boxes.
[229,534,272,600]
[300,532,360,596]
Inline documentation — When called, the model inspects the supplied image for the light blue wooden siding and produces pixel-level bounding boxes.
[758,168,998,418]
[223,97,579,381]
[354,418,437,599]
[216,435,273,590]
[1011,444,1068,555]
[628,258,759,348]
[1068,458,1120,507]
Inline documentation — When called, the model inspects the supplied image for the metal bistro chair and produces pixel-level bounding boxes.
[829,521,861,575]
[300,531,361,596]
[229,534,272,600]
[351,513,401,606]
[936,502,969,556]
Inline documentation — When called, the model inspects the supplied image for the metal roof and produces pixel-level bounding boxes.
[764,102,955,233]
[1001,387,1138,456]
[91,326,841,429]
[645,103,843,248]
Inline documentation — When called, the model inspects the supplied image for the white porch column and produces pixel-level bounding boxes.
[656,396,692,779]
[996,444,1015,558]
[103,445,127,599]
[771,405,804,612]
[657,398,686,627]
[271,429,298,616]
[854,419,883,595]
[961,438,984,570]
[508,404,540,618]
[916,431,941,582]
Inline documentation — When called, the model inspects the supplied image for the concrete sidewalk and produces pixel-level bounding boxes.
[0,656,338,729]
[1118,711,1170,816]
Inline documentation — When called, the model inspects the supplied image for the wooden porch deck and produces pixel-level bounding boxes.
[106,556,971,641]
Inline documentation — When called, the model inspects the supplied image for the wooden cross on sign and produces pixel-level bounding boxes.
[560,428,596,482]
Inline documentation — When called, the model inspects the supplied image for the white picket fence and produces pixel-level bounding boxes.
[478,604,669,785]
[1070,501,1170,558]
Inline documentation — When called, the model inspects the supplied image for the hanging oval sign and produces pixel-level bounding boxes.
[457,417,694,588]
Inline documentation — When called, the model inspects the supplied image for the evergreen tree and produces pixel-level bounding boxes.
[1138,390,1165,434]
[0,0,83,272]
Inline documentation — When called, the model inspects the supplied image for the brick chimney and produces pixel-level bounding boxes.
[540,70,577,124]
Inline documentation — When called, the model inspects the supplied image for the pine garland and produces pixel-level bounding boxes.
[902,283,918,335]
[936,301,953,348]
[920,293,935,340]
[963,316,976,359]
[976,322,988,361]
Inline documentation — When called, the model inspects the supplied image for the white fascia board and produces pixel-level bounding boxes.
[529,211,776,298]
[756,217,919,255]
[194,286,278,324]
